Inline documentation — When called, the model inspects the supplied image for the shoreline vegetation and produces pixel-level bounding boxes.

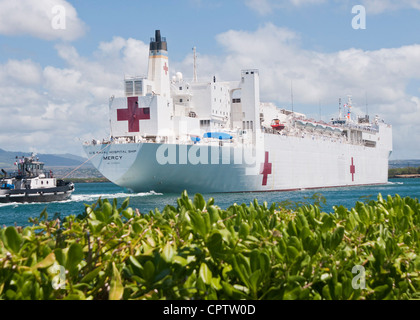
[63,177,110,183]
[0,191,418,300]
[388,166,420,178]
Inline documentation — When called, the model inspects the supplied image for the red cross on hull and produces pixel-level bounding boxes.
[350,157,356,181]
[260,151,272,186]
[117,97,150,133]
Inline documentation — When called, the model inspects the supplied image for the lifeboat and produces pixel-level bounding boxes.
[271,119,285,131]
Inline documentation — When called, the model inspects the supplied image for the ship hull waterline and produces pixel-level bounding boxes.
[84,134,390,194]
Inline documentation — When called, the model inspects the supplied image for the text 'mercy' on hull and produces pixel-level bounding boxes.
[83,30,392,193]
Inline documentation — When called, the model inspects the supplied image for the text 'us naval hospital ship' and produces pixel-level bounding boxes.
[83,30,392,193]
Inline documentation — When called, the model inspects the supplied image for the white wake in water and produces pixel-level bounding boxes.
[70,191,163,203]
[0,191,162,207]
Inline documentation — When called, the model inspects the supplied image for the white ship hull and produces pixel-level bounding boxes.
[84,131,390,193]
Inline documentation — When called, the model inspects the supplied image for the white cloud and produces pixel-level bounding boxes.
[0,0,86,41]
[0,37,149,156]
[244,0,420,15]
[245,0,327,15]
[245,0,274,15]
[360,0,420,14]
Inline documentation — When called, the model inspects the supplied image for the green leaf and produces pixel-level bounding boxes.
[208,206,220,224]
[283,286,302,300]
[199,262,212,285]
[4,226,22,254]
[331,226,345,249]
[143,260,155,282]
[54,248,66,267]
[189,211,207,238]
[122,208,134,219]
[206,231,224,259]
[66,243,84,272]
[80,267,102,284]
[109,262,124,300]
[102,202,112,220]
[161,242,176,263]
[238,222,250,239]
[193,193,206,210]
[287,246,299,260]
[33,252,56,269]
[39,207,48,220]
[121,197,130,210]
[321,215,335,232]
[207,197,215,207]
[322,285,333,300]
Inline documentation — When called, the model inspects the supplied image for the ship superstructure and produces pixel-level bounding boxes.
[84,30,392,193]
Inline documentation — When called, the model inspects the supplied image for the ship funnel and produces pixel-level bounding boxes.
[149,29,167,51]
[147,30,170,97]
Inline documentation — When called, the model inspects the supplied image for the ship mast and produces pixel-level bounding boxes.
[193,47,198,82]
[339,98,342,119]
[290,80,294,115]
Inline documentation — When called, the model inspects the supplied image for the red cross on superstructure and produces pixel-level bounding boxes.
[350,157,356,181]
[117,97,150,133]
[163,62,168,75]
[260,151,272,186]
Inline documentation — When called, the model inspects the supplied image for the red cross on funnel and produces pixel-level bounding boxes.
[117,97,150,132]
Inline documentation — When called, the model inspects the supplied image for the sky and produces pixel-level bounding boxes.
[0,0,420,160]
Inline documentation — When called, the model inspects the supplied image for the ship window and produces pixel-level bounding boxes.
[180,99,183,103]
[179,87,182,90]
[125,81,134,96]
[143,108,150,114]
[134,81,142,95]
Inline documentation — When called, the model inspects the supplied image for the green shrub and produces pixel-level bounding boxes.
[0,192,419,300]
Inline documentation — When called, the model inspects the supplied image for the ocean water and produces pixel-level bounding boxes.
[1,178,419,227]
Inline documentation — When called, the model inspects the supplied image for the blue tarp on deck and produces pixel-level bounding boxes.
[203,132,233,140]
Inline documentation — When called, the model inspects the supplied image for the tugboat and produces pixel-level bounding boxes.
[0,153,74,203]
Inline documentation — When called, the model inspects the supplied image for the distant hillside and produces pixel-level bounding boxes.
[0,148,91,168]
